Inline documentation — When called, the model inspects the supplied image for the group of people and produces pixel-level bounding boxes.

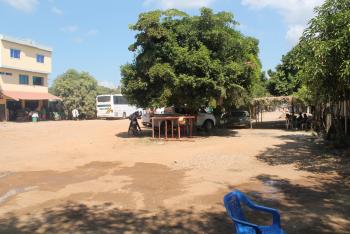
[286,112,311,130]
[8,108,48,122]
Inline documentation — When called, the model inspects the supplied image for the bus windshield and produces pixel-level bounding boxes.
[97,96,111,103]
[113,96,128,105]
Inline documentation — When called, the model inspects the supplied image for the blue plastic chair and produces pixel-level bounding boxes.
[224,190,285,234]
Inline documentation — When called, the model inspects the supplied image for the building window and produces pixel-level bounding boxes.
[0,72,12,76]
[36,54,44,63]
[10,49,21,59]
[33,76,43,86]
[19,75,29,85]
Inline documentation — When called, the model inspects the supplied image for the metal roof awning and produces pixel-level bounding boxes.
[1,90,61,101]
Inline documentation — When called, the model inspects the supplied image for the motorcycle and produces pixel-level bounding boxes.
[128,112,142,136]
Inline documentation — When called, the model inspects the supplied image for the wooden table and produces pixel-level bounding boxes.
[151,116,195,140]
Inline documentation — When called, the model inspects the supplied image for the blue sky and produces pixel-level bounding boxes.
[0,0,324,88]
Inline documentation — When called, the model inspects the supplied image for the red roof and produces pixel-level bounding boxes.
[1,90,61,101]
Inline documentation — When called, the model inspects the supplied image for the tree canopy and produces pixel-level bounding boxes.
[252,71,270,98]
[266,0,350,104]
[50,69,98,119]
[299,0,350,102]
[121,8,261,112]
[97,85,121,95]
[266,46,303,96]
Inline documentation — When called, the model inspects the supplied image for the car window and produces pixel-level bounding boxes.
[231,112,245,117]
[175,107,186,114]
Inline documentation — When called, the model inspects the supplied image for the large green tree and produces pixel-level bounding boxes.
[121,8,261,112]
[272,0,350,140]
[299,0,350,102]
[51,69,98,119]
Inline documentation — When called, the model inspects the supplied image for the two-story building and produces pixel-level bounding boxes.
[0,34,59,121]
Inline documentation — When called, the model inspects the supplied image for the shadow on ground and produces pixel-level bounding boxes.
[115,128,238,139]
[115,129,152,139]
[251,120,294,130]
[239,134,350,234]
[0,203,232,234]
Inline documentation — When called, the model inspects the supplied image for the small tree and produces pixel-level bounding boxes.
[51,69,98,119]
[121,8,261,113]
[267,46,303,96]
[251,71,270,98]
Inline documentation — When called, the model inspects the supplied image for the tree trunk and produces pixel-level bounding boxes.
[345,100,348,135]
[249,105,253,129]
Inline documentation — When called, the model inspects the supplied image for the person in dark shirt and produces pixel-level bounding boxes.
[297,113,303,129]
[302,113,309,129]
[128,111,142,133]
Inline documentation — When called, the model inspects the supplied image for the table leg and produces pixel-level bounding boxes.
[178,119,181,139]
[152,118,154,138]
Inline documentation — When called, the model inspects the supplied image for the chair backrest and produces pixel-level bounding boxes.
[224,190,247,221]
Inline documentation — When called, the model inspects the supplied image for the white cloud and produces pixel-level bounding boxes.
[87,29,98,36]
[241,0,324,44]
[51,6,63,15]
[1,0,38,12]
[61,25,79,33]
[286,24,305,45]
[144,0,215,9]
[72,36,83,44]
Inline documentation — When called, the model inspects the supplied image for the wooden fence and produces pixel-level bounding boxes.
[312,99,349,137]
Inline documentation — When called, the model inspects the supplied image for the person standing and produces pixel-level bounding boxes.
[72,108,79,120]
[41,107,47,121]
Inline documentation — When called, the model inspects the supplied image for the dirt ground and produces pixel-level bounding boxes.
[0,118,349,233]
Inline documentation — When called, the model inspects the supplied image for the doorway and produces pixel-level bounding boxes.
[6,100,21,121]
[0,104,5,121]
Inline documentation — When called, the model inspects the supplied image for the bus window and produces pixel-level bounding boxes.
[97,96,111,103]
[113,96,128,105]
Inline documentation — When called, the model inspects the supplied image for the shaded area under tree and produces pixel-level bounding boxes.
[0,204,232,234]
[239,134,350,234]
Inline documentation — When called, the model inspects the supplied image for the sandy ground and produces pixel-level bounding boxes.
[0,118,349,233]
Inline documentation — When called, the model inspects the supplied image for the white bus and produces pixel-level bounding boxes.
[96,94,139,119]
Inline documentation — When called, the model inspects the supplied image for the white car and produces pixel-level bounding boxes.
[142,107,216,131]
[196,109,216,131]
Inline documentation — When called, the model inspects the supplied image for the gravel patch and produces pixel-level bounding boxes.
[172,154,244,170]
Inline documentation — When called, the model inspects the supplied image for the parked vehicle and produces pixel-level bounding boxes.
[142,107,216,131]
[141,107,174,127]
[96,94,141,119]
[197,108,216,131]
[220,110,251,128]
